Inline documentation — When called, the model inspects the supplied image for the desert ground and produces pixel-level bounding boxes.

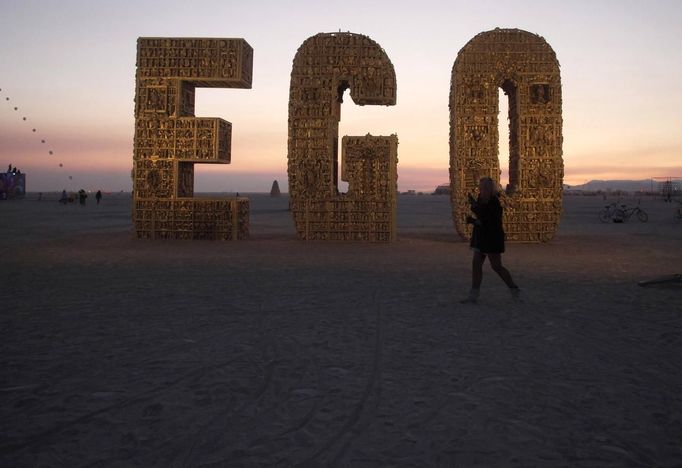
[1,193,681,467]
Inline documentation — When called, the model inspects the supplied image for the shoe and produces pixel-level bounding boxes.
[460,288,479,304]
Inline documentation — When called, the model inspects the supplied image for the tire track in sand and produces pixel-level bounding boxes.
[294,294,384,467]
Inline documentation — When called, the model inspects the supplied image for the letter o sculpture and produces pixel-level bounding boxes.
[450,29,563,242]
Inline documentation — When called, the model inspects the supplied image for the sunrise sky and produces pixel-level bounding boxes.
[1,0,680,192]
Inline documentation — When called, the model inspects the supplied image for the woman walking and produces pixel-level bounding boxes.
[461,177,520,304]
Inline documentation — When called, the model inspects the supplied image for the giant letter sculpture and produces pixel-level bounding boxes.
[288,32,398,241]
[133,38,252,240]
[450,29,563,242]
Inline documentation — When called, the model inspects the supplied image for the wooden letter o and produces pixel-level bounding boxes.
[450,29,563,242]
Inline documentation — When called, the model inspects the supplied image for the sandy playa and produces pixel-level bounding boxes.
[1,193,681,467]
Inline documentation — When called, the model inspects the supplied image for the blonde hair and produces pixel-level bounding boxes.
[479,177,498,199]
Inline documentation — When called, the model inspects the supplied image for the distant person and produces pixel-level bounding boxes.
[95,190,102,205]
[461,177,520,304]
[78,189,87,206]
[60,189,68,204]
[38,192,42,201]
[7,164,11,173]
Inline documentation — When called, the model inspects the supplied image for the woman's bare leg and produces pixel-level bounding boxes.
[461,252,485,304]
[487,253,518,289]
[472,251,485,289]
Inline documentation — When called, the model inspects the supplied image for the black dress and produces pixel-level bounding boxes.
[470,195,505,254]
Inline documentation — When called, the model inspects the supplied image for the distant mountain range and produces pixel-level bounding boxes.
[565,179,662,192]
[427,179,673,193]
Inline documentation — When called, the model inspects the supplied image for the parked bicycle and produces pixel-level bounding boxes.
[615,202,648,223]
[598,201,619,223]
[599,200,648,223]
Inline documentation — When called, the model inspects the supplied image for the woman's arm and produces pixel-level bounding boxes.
[473,197,502,226]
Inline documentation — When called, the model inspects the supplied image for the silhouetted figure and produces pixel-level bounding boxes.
[95,190,102,205]
[7,164,11,173]
[461,177,519,304]
[78,189,87,206]
[60,189,68,204]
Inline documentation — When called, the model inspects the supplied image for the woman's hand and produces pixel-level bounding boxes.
[466,215,481,226]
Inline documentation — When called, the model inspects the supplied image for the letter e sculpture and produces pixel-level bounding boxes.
[133,37,253,240]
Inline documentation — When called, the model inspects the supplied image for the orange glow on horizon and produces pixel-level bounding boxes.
[2,0,681,192]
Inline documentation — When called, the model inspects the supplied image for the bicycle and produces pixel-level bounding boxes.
[614,202,648,223]
[598,201,619,223]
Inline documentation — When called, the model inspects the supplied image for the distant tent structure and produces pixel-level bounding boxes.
[270,180,281,197]
[433,184,451,195]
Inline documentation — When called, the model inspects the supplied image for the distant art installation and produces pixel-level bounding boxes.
[288,32,398,241]
[0,172,26,200]
[133,38,252,240]
[270,180,281,197]
[450,29,563,242]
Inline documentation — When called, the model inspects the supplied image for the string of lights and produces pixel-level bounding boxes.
[1,87,73,181]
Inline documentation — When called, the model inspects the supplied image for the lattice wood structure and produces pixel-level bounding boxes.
[450,28,563,242]
[288,33,398,241]
[133,38,252,240]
